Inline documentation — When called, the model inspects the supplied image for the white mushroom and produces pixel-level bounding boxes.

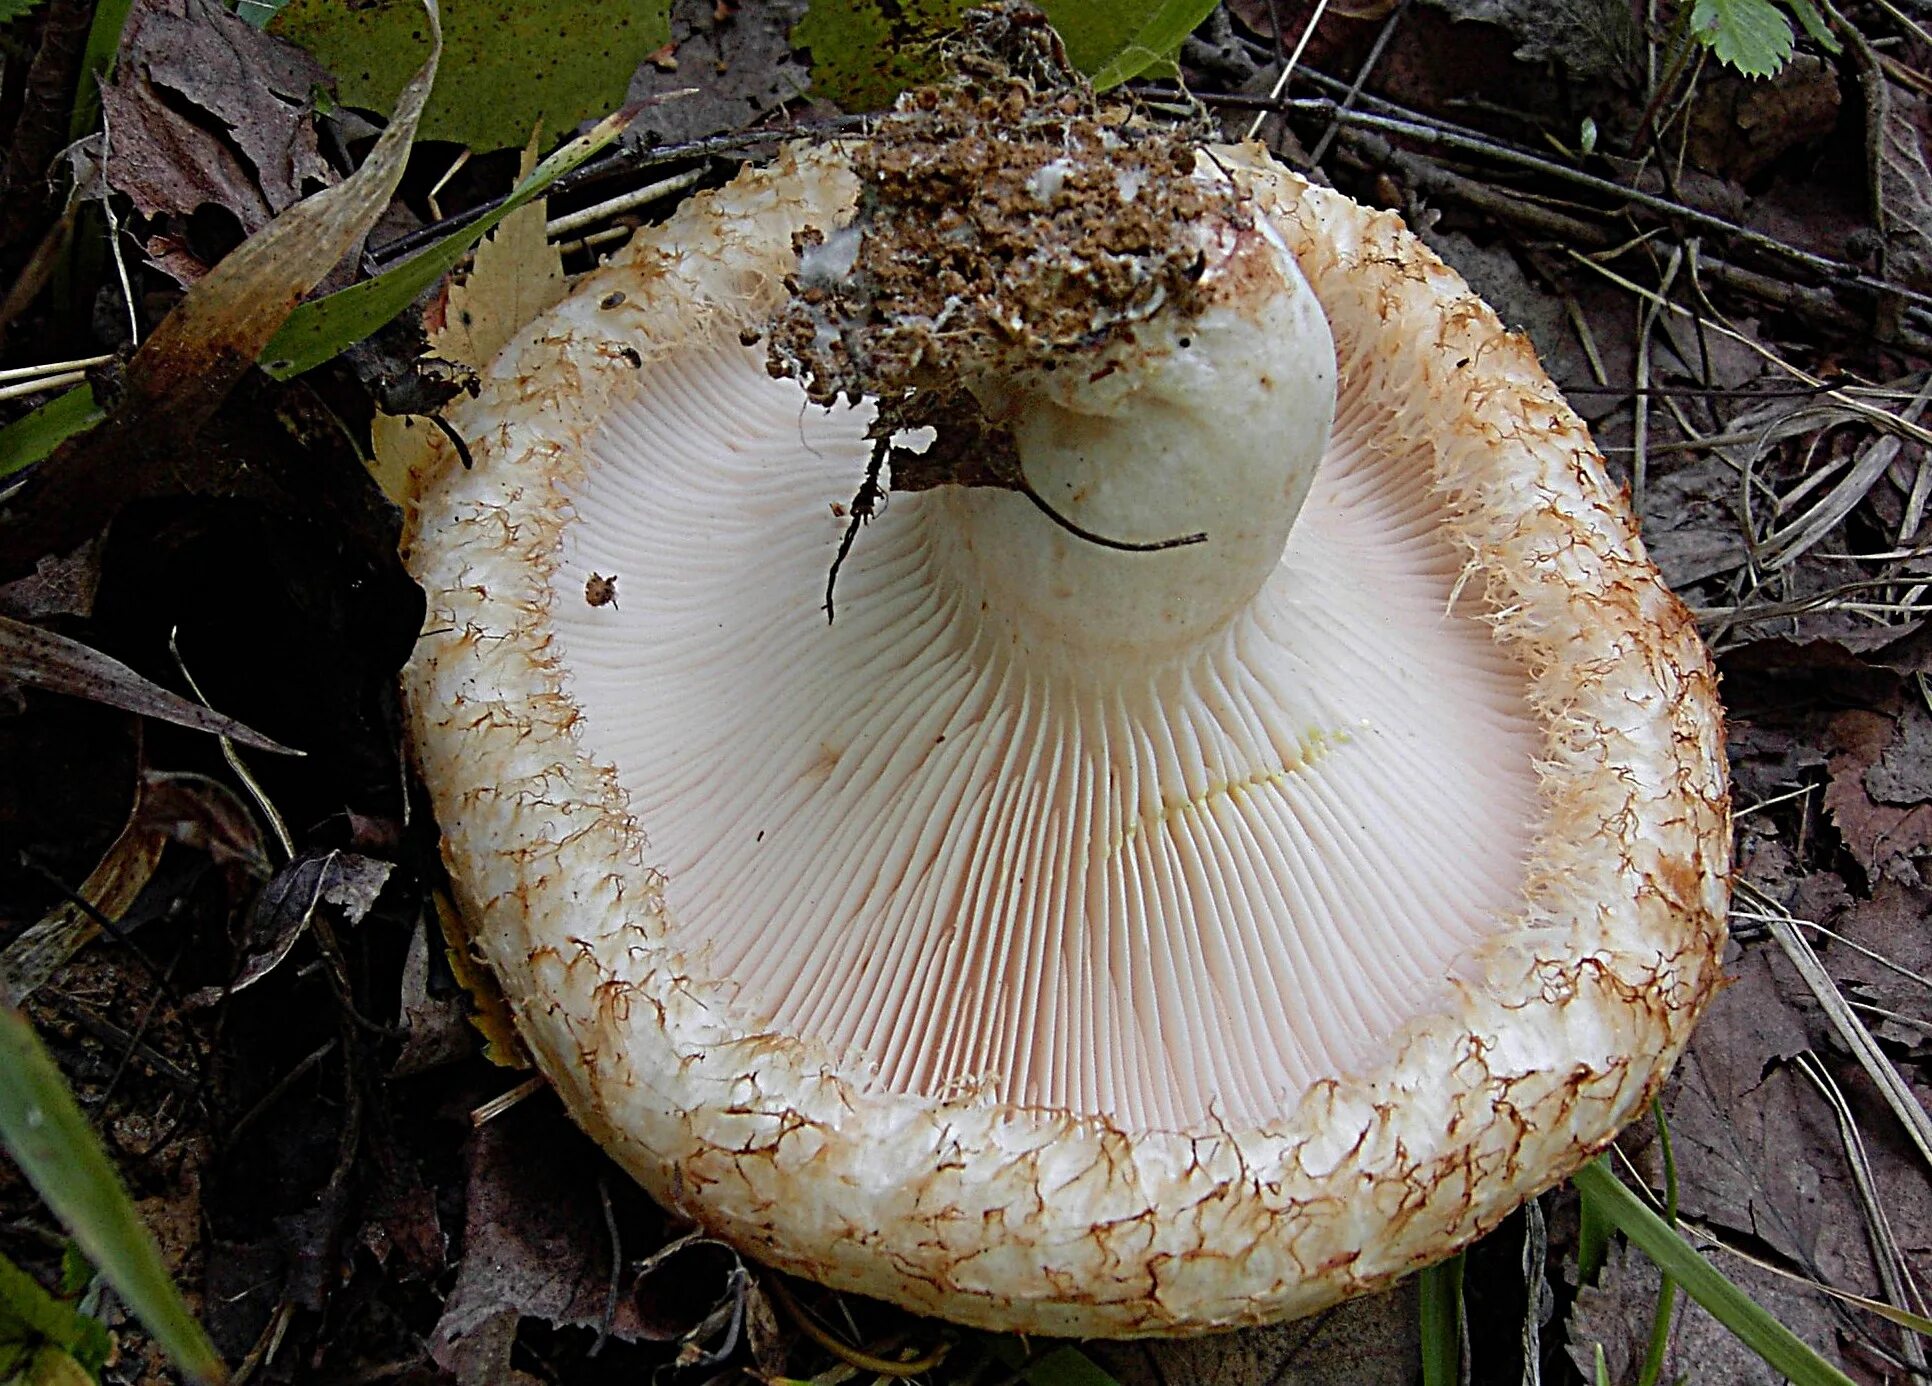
[403,69,1729,1336]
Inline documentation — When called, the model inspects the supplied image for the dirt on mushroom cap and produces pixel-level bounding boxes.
[766,12,1235,497]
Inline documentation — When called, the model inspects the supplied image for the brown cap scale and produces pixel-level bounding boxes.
[403,103,1729,1334]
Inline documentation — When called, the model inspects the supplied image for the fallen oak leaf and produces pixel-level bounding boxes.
[0,614,295,753]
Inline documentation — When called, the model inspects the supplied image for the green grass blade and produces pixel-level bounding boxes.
[67,0,134,145]
[0,384,103,480]
[1418,1252,1465,1386]
[1636,1100,1681,1386]
[1570,1159,1853,1386]
[260,103,639,381]
[0,1006,225,1384]
[1576,1177,1613,1284]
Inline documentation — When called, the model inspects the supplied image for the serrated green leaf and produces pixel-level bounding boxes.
[260,103,636,380]
[269,0,668,150]
[1690,0,1794,77]
[0,1008,223,1384]
[1055,0,1220,90]
[1570,1160,1854,1386]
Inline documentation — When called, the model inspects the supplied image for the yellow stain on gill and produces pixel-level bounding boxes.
[1108,723,1359,858]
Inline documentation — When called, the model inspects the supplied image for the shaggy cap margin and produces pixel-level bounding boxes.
[402,143,1730,1336]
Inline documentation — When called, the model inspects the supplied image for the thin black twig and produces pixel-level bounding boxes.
[1305,0,1413,168]
[1185,86,1932,318]
[824,436,889,623]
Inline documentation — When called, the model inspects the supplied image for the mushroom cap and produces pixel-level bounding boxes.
[404,143,1730,1335]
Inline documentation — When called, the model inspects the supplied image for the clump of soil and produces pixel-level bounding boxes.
[765,4,1236,493]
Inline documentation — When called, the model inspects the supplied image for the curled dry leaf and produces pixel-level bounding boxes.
[0,1,441,572]
[100,0,337,281]
[1,767,270,1004]
[182,850,393,1008]
[0,796,164,1007]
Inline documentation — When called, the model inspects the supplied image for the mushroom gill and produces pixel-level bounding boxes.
[550,329,1542,1130]
[404,78,1729,1333]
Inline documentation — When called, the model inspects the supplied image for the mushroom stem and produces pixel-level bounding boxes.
[935,208,1336,659]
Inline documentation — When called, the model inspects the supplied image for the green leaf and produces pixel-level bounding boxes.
[260,103,637,380]
[1780,0,1841,53]
[67,0,134,141]
[233,0,290,28]
[1576,1169,1613,1283]
[793,0,1218,109]
[269,0,669,150]
[0,1,49,25]
[0,386,103,482]
[1417,1254,1465,1386]
[0,1252,111,1377]
[0,1007,224,1383]
[1570,1159,1854,1386]
[791,0,968,111]
[1054,0,1221,90]
[1690,0,1794,77]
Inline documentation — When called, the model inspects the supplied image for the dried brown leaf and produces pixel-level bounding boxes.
[1658,945,1868,1283]
[101,0,336,259]
[182,849,391,1007]
[0,1,440,571]
[623,0,809,146]
[431,1108,653,1372]
[1826,706,1932,884]
[391,915,472,1077]
[0,542,101,621]
[1566,1242,1848,1385]
[1877,88,1932,295]
[1817,879,1932,1054]
[0,613,295,752]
